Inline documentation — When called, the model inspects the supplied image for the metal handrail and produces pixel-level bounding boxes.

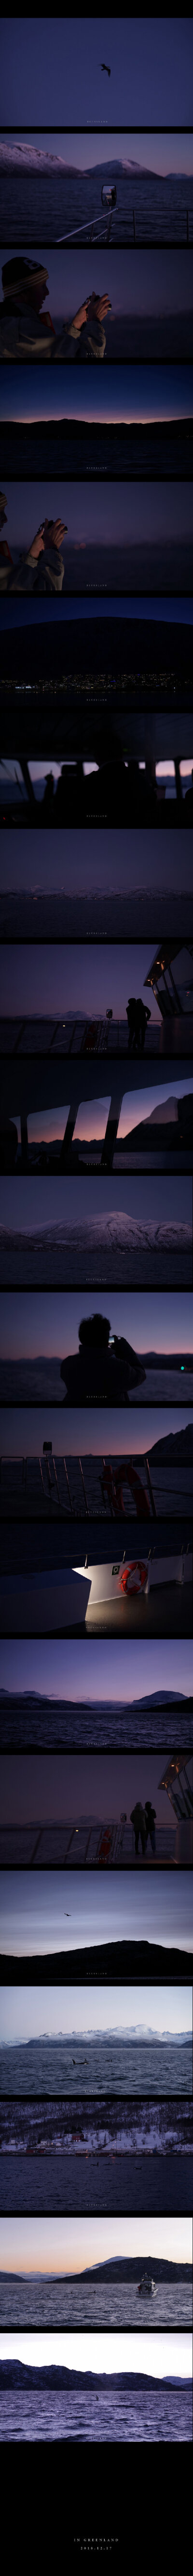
[56,211,115,244]
[56,205,192,248]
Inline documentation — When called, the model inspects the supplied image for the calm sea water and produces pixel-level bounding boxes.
[1,169,193,245]
[0,896,193,953]
[1,1362,193,1406]
[0,2385,191,2441]
[0,1699,193,1751]
[0,1228,192,1292]
[1,2153,193,2215]
[0,2039,192,2097]
[0,2280,192,2330]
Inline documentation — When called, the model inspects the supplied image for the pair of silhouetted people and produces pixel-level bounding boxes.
[130,1800,156,1855]
[60,1310,146,1404]
[126,997,152,1051]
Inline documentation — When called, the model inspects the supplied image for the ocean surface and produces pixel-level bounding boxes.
[0,1221,192,1290]
[1,1451,193,1518]
[0,2039,192,2097]
[0,2279,192,2330]
[0,895,193,949]
[1,168,193,245]
[1,2153,193,2215]
[0,2384,191,2441]
[0,1694,193,1750]
[3,433,193,487]
[0,1361,193,1406]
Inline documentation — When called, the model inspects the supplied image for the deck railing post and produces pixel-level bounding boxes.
[106,209,113,242]
[133,208,136,243]
[187,210,189,242]
[145,1454,157,1520]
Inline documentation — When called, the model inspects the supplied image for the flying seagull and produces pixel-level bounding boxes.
[100,62,111,76]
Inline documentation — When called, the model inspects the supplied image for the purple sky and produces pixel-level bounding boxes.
[1,20,193,126]
[0,1866,192,1956]
[0,1174,191,1226]
[0,1747,186,1829]
[0,941,161,1021]
[0,826,193,898]
[0,1291,192,1362]
[2,126,193,175]
[3,367,193,427]
[0,1402,191,1456]
[0,1633,192,1703]
[4,481,192,551]
[2,250,193,325]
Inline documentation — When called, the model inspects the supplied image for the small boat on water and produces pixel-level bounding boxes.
[138,2274,157,2297]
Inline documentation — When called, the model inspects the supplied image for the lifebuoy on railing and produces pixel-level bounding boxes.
[100,1457,152,1519]
[119,1561,149,1595]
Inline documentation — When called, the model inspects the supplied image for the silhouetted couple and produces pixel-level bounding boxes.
[126,998,151,1052]
[130,1800,156,1854]
[60,1311,146,1404]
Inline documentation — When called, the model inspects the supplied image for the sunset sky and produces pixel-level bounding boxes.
[0,936,162,1018]
[0,1400,192,1454]
[0,2215,191,2276]
[2,364,193,426]
[2,125,193,175]
[0,1746,192,1830]
[0,1286,192,1361]
[8,1075,193,1150]
[0,1632,192,1703]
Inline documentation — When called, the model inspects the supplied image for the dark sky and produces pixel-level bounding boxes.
[0,1401,191,1456]
[0,939,162,1020]
[3,481,193,553]
[0,1747,186,1829]
[1,21,193,124]
[0,827,193,896]
[3,366,193,427]
[0,1865,192,1957]
[0,597,193,631]
[0,1172,191,1226]
[0,1633,192,1704]
[2,249,193,325]
[0,1289,192,1362]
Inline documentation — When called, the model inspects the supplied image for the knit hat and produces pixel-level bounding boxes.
[2,257,48,296]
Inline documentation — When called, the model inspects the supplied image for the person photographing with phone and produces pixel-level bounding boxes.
[0,497,67,591]
[0,259,111,361]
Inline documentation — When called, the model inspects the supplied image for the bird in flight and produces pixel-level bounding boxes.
[100,62,111,76]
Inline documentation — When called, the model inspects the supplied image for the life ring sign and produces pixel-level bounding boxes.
[119,1561,150,1596]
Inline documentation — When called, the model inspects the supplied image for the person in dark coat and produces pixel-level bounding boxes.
[144,1801,156,1853]
[130,1802,147,1855]
[126,997,151,1051]
[60,1311,145,1403]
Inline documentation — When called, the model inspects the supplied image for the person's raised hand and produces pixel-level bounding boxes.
[28,524,45,560]
[43,518,67,551]
[72,302,90,330]
[87,293,111,320]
